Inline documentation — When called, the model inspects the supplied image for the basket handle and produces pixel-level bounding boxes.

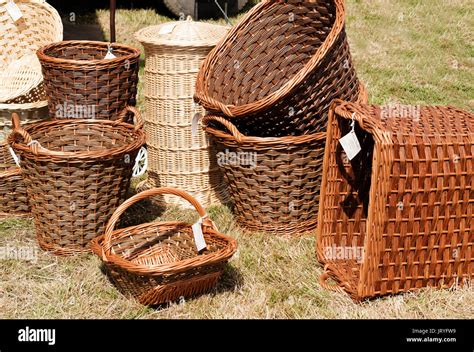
[319,271,347,295]
[200,115,244,142]
[9,113,33,145]
[101,187,214,259]
[8,113,47,156]
[116,106,144,131]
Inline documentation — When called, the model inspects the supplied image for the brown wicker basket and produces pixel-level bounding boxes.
[194,0,363,136]
[8,106,146,256]
[317,101,474,300]
[91,187,238,306]
[202,115,324,236]
[37,40,140,120]
[201,84,366,236]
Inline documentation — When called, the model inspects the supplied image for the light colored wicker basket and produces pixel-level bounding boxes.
[0,0,62,109]
[135,18,230,208]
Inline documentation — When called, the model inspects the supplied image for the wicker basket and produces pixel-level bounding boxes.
[201,83,366,236]
[0,0,62,118]
[37,40,140,120]
[91,187,237,306]
[0,139,28,218]
[8,106,146,256]
[0,54,43,103]
[135,19,230,208]
[202,115,322,236]
[194,0,363,136]
[1,113,51,220]
[317,101,474,300]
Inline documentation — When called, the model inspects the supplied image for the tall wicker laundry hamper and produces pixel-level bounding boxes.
[135,18,230,208]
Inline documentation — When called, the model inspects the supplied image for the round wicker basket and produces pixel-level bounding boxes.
[0,0,63,106]
[135,18,230,208]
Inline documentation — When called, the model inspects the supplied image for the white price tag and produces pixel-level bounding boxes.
[104,45,116,59]
[192,218,207,252]
[8,147,21,167]
[191,111,202,138]
[5,1,22,22]
[159,23,177,35]
[339,114,361,160]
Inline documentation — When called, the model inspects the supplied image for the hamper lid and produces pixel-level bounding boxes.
[135,16,229,48]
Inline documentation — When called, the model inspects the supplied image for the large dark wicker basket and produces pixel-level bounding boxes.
[195,0,364,136]
[201,83,366,236]
[37,40,140,120]
[8,107,146,256]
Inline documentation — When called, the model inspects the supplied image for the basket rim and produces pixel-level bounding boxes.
[203,82,368,145]
[91,220,238,276]
[195,0,346,118]
[9,118,146,159]
[37,40,141,67]
[205,123,326,145]
[332,100,474,137]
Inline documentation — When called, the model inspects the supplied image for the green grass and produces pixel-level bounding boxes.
[0,0,473,319]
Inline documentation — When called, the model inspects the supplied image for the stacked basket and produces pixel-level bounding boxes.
[0,0,62,122]
[0,0,63,218]
[135,18,230,208]
[195,0,367,235]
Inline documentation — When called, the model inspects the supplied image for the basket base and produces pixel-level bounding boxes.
[320,260,473,301]
[37,234,92,256]
[136,271,222,306]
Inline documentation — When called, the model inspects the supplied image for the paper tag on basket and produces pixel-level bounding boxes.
[339,115,361,160]
[5,1,23,22]
[191,111,202,138]
[104,45,116,59]
[8,147,21,167]
[192,218,207,252]
[159,23,177,35]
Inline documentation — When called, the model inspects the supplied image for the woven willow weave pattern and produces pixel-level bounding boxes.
[135,21,230,208]
[8,107,146,256]
[37,41,140,121]
[0,140,29,218]
[317,101,474,300]
[195,0,363,136]
[0,0,62,115]
[91,187,237,306]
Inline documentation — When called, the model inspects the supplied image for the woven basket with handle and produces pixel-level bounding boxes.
[317,101,474,300]
[8,106,146,256]
[91,187,237,306]
[195,0,364,136]
[135,19,230,208]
